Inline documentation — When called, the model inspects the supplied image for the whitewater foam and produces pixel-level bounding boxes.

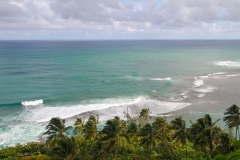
[0,122,44,148]
[193,79,204,87]
[214,61,240,67]
[123,76,143,81]
[226,74,240,77]
[197,93,206,98]
[194,86,217,93]
[199,76,209,79]
[21,100,43,106]
[149,77,171,81]
[212,72,226,75]
[24,97,145,123]
[138,100,191,116]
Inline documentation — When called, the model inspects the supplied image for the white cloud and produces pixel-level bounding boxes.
[1,0,240,39]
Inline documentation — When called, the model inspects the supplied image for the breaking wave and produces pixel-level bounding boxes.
[149,77,171,81]
[24,97,145,122]
[193,79,204,87]
[20,96,191,123]
[214,61,240,67]
[21,100,43,106]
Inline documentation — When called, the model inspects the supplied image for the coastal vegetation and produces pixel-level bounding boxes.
[1,105,240,160]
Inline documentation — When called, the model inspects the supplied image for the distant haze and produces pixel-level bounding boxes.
[1,0,240,40]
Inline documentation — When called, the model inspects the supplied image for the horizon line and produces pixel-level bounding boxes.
[1,39,240,41]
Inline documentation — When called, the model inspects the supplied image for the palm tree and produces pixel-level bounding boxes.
[190,114,220,157]
[190,120,208,155]
[139,123,156,153]
[152,117,174,158]
[223,104,240,140]
[91,142,107,160]
[49,136,80,160]
[171,117,191,157]
[127,121,140,147]
[100,116,129,158]
[82,115,99,142]
[43,117,72,147]
[153,117,170,143]
[74,118,84,135]
[215,130,234,155]
[139,108,151,126]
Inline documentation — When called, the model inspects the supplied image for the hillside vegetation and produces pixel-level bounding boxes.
[1,105,240,160]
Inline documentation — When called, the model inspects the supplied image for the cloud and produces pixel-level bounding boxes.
[1,0,240,39]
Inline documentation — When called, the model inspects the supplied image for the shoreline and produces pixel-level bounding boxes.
[172,73,240,121]
[2,71,240,148]
[24,74,240,147]
[67,71,240,124]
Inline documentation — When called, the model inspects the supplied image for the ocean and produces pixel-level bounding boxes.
[0,40,240,147]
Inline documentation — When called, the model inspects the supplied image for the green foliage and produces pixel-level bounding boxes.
[202,153,213,160]
[74,118,84,135]
[74,135,92,159]
[0,142,47,160]
[189,114,221,157]
[18,154,50,160]
[48,136,80,160]
[82,115,99,141]
[227,150,240,160]
[231,140,240,147]
[171,116,191,158]
[215,131,234,155]
[3,105,240,159]
[127,121,140,146]
[43,117,72,148]
[139,108,151,126]
[223,104,240,140]
[100,116,129,157]
[212,154,227,160]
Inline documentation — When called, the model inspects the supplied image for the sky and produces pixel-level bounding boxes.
[1,0,240,40]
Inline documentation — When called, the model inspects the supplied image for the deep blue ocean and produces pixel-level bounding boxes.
[1,40,240,147]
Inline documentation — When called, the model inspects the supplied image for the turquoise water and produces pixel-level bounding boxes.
[0,40,240,147]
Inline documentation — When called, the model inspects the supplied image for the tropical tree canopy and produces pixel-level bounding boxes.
[3,105,240,160]
[223,104,240,140]
[82,115,99,141]
[49,136,80,160]
[74,118,84,135]
[139,123,156,152]
[43,117,72,147]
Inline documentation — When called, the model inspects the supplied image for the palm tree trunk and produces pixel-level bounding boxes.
[150,144,152,153]
[205,148,207,157]
[236,126,238,140]
[204,147,207,157]
[238,125,240,140]
[185,145,188,158]
[210,141,213,157]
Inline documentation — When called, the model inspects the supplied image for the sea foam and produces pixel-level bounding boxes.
[226,74,240,77]
[214,61,240,67]
[193,79,204,87]
[194,87,217,93]
[149,77,171,81]
[212,72,226,75]
[21,100,43,106]
[24,97,145,123]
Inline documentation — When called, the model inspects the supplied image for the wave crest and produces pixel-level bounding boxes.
[214,61,240,67]
[150,77,171,81]
[21,100,43,106]
[193,79,204,87]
